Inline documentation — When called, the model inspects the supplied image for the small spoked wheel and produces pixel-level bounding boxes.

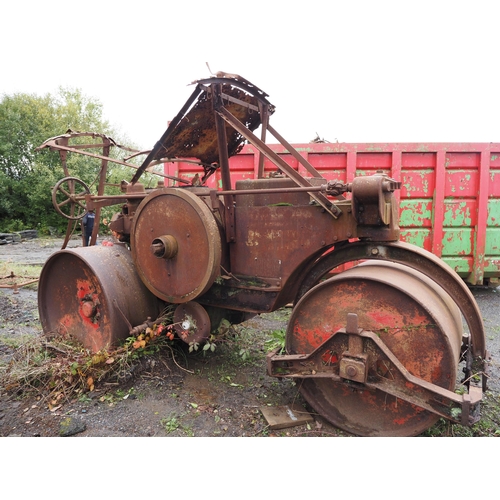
[52,176,90,220]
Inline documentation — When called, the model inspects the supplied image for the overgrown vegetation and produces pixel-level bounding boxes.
[0,88,161,235]
[1,296,498,436]
[0,306,291,408]
[0,306,179,407]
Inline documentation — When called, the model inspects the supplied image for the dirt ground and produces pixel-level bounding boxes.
[1,237,499,437]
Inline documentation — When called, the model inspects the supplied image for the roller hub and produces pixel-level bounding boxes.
[151,235,178,259]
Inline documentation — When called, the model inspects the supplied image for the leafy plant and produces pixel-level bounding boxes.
[161,414,181,433]
[264,328,287,355]
[160,413,194,436]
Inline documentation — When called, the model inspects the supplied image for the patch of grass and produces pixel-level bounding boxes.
[0,332,38,349]
[264,328,286,355]
[161,414,181,433]
[421,392,500,437]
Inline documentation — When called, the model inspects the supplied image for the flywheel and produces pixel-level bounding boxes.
[131,188,222,303]
[286,261,464,437]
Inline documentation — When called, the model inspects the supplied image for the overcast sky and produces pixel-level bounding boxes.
[1,0,498,150]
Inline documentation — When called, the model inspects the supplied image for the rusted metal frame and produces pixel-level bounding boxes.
[60,142,114,150]
[267,328,481,426]
[266,123,324,179]
[124,150,151,161]
[42,142,148,172]
[55,130,119,142]
[218,91,260,112]
[217,185,326,196]
[89,143,110,246]
[390,150,402,205]
[296,240,486,360]
[57,133,137,154]
[57,141,74,250]
[257,101,270,178]
[198,284,282,314]
[85,193,146,210]
[212,84,236,243]
[35,131,115,152]
[0,276,39,293]
[130,84,205,185]
[470,147,490,285]
[41,141,185,184]
[194,77,272,104]
[215,106,342,219]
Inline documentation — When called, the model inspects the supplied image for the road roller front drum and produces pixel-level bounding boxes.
[38,244,161,353]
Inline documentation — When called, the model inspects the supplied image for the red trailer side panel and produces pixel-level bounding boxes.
[164,143,500,284]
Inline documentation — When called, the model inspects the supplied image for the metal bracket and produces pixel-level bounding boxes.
[267,314,482,426]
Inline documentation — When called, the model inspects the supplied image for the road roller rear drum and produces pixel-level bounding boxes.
[283,261,464,436]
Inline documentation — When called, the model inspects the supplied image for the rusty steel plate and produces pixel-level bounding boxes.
[131,188,222,303]
[38,244,160,353]
[287,261,463,436]
[149,81,271,166]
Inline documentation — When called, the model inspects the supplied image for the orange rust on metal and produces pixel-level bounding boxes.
[173,301,211,344]
[130,79,274,186]
[38,244,160,353]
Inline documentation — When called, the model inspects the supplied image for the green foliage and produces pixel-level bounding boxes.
[0,88,134,233]
[161,414,181,433]
[264,328,287,355]
[160,413,194,436]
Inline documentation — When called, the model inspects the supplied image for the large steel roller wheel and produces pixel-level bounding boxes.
[38,244,160,353]
[287,261,464,437]
[131,188,222,303]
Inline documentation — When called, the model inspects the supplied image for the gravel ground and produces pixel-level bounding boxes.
[1,237,499,437]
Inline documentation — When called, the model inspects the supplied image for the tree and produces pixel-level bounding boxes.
[0,88,132,233]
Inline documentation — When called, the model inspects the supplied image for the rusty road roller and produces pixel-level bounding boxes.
[36,74,488,436]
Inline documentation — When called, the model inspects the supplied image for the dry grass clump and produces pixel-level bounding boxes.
[0,307,177,408]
